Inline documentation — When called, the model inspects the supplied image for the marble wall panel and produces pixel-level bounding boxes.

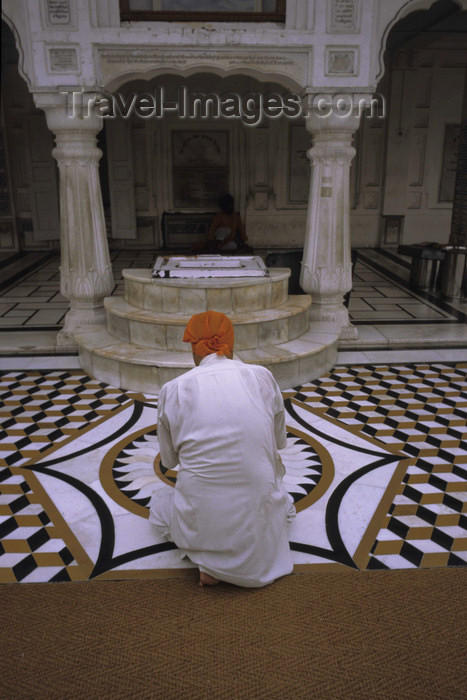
[141,283,163,312]
[407,191,422,209]
[364,191,379,209]
[78,348,93,378]
[287,309,308,340]
[124,279,144,309]
[178,288,207,314]
[414,110,429,129]
[298,347,330,383]
[91,353,121,388]
[259,318,288,346]
[234,323,259,351]
[107,311,130,342]
[165,324,186,351]
[132,128,148,188]
[286,0,314,30]
[270,279,288,307]
[408,134,426,187]
[129,319,167,349]
[232,284,268,313]
[364,133,382,187]
[120,362,161,394]
[161,286,180,313]
[206,288,233,313]
[0,222,16,249]
[269,358,299,390]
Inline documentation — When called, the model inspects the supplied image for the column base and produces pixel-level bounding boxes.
[55,329,78,351]
[58,304,107,345]
[339,323,358,340]
[309,296,356,339]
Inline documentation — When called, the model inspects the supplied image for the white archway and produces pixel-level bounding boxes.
[374,0,467,84]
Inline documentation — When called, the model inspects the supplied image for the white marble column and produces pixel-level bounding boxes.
[34,92,114,347]
[300,107,361,340]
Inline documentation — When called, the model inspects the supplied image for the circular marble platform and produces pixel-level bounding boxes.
[123,268,290,313]
[76,268,339,392]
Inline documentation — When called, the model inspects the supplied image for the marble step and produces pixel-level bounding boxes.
[76,322,338,393]
[123,268,290,313]
[105,295,311,351]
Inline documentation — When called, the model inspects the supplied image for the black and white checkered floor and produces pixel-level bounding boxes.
[0,249,466,581]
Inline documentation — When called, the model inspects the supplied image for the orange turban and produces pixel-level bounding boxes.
[183,311,234,358]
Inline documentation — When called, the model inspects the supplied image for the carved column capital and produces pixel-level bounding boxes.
[307,142,356,167]
[53,131,102,164]
[303,93,371,136]
[34,90,104,133]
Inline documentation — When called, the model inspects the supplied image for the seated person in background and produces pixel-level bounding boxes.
[149,310,294,588]
[207,194,249,252]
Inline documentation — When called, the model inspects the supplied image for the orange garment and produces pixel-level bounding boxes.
[183,311,234,358]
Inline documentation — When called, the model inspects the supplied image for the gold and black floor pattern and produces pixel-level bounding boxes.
[0,362,466,582]
[286,362,467,569]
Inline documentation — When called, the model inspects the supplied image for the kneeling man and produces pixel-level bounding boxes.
[149,310,294,587]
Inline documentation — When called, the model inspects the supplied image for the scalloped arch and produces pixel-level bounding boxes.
[102,63,303,94]
[375,0,465,84]
[1,13,31,90]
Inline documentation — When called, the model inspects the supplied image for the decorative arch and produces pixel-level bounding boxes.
[0,13,31,90]
[102,63,304,95]
[374,0,466,84]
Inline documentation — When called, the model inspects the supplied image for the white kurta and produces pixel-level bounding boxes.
[149,353,294,587]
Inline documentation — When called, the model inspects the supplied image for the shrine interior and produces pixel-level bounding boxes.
[0,0,466,697]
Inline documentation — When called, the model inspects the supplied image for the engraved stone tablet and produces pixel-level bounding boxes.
[329,0,359,33]
[153,255,269,278]
[47,0,71,25]
[49,48,78,72]
[326,49,357,75]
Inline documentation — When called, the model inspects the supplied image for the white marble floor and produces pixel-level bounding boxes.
[341,249,467,349]
[1,249,466,583]
[1,355,466,582]
[0,250,155,331]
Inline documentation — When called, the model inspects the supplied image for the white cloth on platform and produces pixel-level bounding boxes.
[214,226,237,251]
[149,354,294,588]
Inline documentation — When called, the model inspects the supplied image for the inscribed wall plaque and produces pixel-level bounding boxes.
[48,47,78,72]
[47,0,70,24]
[328,0,360,33]
[326,47,358,75]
